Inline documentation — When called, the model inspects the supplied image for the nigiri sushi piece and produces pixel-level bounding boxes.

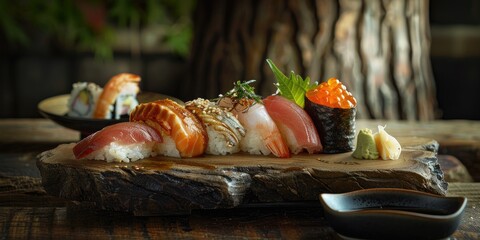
[93,73,141,119]
[130,99,208,158]
[185,98,245,155]
[67,82,103,118]
[263,95,323,154]
[304,78,357,153]
[73,122,162,162]
[219,97,290,158]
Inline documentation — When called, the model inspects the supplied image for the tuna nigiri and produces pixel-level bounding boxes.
[130,99,208,158]
[73,122,162,162]
[263,95,322,154]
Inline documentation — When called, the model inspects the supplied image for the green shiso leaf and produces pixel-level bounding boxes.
[266,59,317,108]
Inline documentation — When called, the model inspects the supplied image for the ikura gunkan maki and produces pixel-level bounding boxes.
[304,78,357,153]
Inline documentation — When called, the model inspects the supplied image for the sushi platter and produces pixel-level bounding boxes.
[37,136,447,216]
[37,65,447,215]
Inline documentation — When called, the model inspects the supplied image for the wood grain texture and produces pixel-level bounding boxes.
[0,206,338,239]
[447,183,480,240]
[36,137,447,215]
[0,176,66,207]
[0,182,478,239]
[184,0,437,120]
[0,119,79,143]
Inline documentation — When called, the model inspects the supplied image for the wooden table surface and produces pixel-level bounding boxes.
[0,119,479,239]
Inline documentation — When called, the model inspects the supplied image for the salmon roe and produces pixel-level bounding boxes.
[306,78,357,109]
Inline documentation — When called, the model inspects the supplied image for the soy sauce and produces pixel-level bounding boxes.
[349,205,450,215]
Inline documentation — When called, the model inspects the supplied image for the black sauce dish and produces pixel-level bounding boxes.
[319,188,467,240]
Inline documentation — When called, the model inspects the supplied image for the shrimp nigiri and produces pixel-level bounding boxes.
[263,95,323,154]
[73,122,162,162]
[219,95,290,158]
[130,99,208,158]
[235,100,289,158]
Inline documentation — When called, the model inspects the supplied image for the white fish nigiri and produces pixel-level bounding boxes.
[374,125,401,160]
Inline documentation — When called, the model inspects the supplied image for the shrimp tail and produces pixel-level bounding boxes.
[265,132,291,158]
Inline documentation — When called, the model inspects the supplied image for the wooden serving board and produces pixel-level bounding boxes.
[37,137,447,215]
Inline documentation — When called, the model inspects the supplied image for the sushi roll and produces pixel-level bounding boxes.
[185,98,245,155]
[304,78,357,153]
[67,82,103,118]
[93,73,141,119]
[130,99,208,158]
[73,122,162,163]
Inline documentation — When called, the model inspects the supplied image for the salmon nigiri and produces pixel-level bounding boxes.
[130,99,208,158]
[73,122,162,162]
[263,95,323,154]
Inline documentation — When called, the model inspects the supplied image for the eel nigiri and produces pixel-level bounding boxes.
[263,95,323,154]
[185,98,245,155]
[130,99,208,158]
[73,122,162,162]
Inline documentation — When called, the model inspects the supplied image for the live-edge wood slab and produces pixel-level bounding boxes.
[36,137,447,215]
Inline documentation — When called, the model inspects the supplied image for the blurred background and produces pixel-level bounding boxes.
[0,0,479,120]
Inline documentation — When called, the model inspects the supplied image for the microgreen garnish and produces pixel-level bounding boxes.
[223,80,262,103]
[215,80,262,112]
[266,59,317,108]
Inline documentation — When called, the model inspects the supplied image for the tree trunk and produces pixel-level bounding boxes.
[183,0,437,120]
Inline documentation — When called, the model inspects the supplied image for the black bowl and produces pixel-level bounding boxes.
[38,92,182,138]
[319,188,467,240]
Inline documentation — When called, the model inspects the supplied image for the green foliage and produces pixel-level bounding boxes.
[266,59,317,108]
[0,1,29,45]
[223,80,263,103]
[0,0,195,59]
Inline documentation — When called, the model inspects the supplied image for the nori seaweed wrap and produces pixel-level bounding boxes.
[304,78,357,153]
[305,99,356,153]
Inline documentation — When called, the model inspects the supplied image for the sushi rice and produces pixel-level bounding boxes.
[86,142,159,163]
[206,126,241,155]
[240,129,272,155]
[154,135,181,158]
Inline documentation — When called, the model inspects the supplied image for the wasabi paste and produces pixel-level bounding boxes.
[352,128,379,160]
